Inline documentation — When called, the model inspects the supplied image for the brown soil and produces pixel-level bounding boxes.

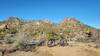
[5,43,100,56]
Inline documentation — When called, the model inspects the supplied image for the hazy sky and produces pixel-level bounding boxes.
[0,0,100,28]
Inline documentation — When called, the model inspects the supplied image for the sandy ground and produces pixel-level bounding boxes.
[5,43,100,56]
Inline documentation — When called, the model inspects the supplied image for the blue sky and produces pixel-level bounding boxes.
[0,0,100,28]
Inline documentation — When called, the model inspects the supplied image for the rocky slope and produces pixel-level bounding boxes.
[0,17,100,56]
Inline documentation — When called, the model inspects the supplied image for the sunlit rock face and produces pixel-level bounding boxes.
[60,17,80,24]
[1,17,23,29]
[0,24,6,29]
[59,17,83,28]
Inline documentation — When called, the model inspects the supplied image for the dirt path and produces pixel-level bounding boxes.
[6,43,100,56]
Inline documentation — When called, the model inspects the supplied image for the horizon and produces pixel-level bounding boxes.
[0,0,100,28]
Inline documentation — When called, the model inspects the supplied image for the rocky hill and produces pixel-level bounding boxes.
[0,17,100,56]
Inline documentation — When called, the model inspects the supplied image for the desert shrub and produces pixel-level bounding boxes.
[12,32,37,52]
[0,29,7,40]
[0,28,18,40]
[4,34,16,44]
